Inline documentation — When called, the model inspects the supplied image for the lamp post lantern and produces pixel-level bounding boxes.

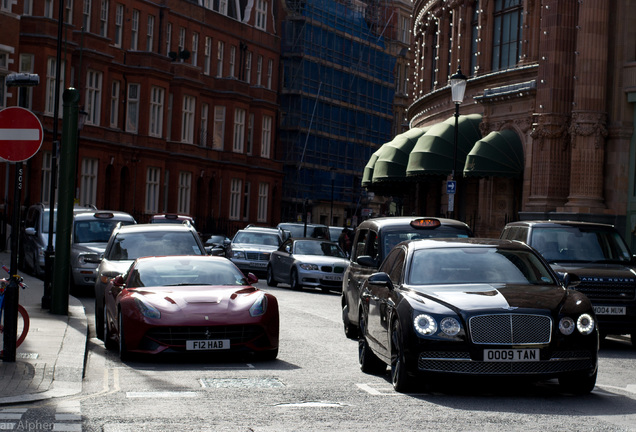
[448,66,468,218]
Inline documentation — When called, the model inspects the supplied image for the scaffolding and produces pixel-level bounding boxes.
[280,0,397,221]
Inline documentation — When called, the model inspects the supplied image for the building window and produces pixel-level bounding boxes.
[181,95,195,144]
[177,171,192,215]
[131,9,139,50]
[80,158,99,207]
[242,182,251,221]
[114,4,124,47]
[229,179,242,220]
[45,57,65,117]
[256,55,262,86]
[245,51,252,84]
[200,103,209,146]
[179,27,186,57]
[82,0,91,32]
[167,93,173,139]
[261,115,272,158]
[267,59,273,89]
[216,41,224,77]
[191,32,199,66]
[126,83,140,133]
[65,0,73,24]
[213,106,225,150]
[41,152,52,204]
[233,108,245,153]
[43,0,53,18]
[147,15,155,52]
[219,0,228,15]
[400,16,410,44]
[145,167,160,214]
[492,0,523,71]
[18,54,34,109]
[85,70,102,126]
[99,0,109,37]
[246,113,254,155]
[110,80,120,128]
[149,86,164,137]
[229,45,236,78]
[23,0,33,15]
[166,23,172,55]
[255,0,267,30]
[257,183,269,222]
[204,37,212,75]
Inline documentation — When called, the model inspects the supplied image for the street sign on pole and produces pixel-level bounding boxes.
[0,107,44,162]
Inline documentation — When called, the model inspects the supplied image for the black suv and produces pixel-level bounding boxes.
[341,216,473,339]
[501,220,636,346]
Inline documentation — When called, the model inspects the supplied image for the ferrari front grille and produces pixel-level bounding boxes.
[469,314,552,345]
[145,325,264,346]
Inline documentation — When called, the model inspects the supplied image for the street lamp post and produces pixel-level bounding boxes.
[448,66,468,219]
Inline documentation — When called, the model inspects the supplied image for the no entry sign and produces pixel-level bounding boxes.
[0,106,43,162]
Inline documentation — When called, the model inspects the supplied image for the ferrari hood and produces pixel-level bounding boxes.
[417,284,567,312]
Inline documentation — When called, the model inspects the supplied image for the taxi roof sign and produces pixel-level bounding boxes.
[410,218,442,229]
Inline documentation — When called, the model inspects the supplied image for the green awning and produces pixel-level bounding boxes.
[371,128,427,183]
[362,149,382,186]
[464,129,524,178]
[406,114,482,177]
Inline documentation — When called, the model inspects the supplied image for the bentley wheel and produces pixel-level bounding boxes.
[290,268,301,290]
[358,312,386,374]
[558,370,597,394]
[391,319,411,393]
[266,266,278,287]
[118,311,130,361]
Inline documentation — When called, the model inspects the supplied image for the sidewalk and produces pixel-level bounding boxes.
[0,251,88,405]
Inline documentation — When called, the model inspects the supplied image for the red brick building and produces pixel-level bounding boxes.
[363,0,636,243]
[0,0,283,237]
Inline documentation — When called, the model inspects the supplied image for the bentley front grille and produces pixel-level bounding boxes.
[469,314,552,345]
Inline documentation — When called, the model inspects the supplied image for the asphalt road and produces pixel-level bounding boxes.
[14,279,636,431]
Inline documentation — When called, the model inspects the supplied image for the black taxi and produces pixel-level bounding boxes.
[341,216,473,338]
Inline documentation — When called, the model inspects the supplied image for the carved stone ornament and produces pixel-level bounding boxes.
[569,111,608,150]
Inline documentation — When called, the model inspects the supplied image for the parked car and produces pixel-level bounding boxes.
[266,237,349,292]
[501,220,636,346]
[226,227,283,275]
[277,222,331,240]
[70,211,136,292]
[341,216,473,339]
[204,234,231,256]
[357,237,598,394]
[20,203,97,277]
[94,222,207,341]
[103,255,279,361]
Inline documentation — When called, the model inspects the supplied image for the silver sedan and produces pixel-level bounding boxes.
[266,238,349,292]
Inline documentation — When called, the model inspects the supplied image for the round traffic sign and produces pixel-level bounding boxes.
[0,107,44,162]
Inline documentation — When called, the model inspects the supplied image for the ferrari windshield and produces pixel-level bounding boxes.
[127,257,249,287]
[530,226,632,263]
[408,247,556,286]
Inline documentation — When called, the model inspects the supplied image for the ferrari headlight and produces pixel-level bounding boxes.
[300,263,319,271]
[414,314,437,336]
[559,317,576,335]
[249,293,268,317]
[577,313,595,335]
[133,296,161,319]
[440,317,461,336]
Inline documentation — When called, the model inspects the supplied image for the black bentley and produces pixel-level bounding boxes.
[357,238,599,394]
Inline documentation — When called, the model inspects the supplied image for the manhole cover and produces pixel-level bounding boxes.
[200,377,285,388]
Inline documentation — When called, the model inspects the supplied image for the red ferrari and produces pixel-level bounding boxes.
[102,255,279,361]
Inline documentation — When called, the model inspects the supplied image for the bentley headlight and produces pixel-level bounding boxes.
[577,313,595,335]
[559,317,575,335]
[440,317,461,336]
[133,296,161,319]
[414,314,438,336]
[300,263,319,271]
[249,293,268,317]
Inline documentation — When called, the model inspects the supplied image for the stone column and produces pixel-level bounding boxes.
[563,0,609,212]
